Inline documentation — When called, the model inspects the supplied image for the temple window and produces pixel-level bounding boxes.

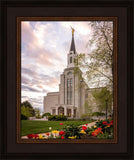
[67,78,72,104]
[58,107,64,115]
[67,109,71,117]
[67,72,72,76]
[70,57,72,63]
[52,109,56,115]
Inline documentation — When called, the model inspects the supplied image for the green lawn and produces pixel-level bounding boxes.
[21,120,94,136]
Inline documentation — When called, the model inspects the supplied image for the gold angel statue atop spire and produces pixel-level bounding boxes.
[71,26,75,36]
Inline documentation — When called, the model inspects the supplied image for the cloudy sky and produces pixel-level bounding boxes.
[21,21,95,112]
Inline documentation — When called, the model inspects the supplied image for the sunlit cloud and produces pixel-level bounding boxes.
[21,21,92,111]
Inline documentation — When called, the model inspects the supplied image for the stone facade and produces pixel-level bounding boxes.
[43,30,97,118]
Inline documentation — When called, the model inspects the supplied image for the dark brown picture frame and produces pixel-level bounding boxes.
[17,16,117,144]
[0,0,133,159]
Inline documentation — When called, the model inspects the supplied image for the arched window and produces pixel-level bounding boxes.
[70,57,72,63]
[58,106,64,115]
[67,109,71,117]
[67,72,72,76]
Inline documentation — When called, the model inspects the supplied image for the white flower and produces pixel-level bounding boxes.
[49,127,52,130]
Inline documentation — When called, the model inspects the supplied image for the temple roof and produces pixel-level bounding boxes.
[70,35,76,54]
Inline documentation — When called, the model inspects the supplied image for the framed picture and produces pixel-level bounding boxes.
[17,17,117,144]
[1,0,133,159]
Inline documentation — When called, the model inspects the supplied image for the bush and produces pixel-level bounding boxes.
[92,112,105,117]
[95,119,113,134]
[81,114,92,120]
[35,115,41,119]
[48,115,56,121]
[42,112,51,118]
[67,118,94,121]
[48,115,67,121]
[63,124,81,139]
[21,114,28,120]
[97,130,113,139]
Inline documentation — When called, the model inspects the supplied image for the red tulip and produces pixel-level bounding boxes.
[27,134,34,139]
[97,128,102,131]
[61,136,64,139]
[59,131,65,136]
[46,132,50,136]
[92,132,96,136]
[102,121,107,125]
[34,134,39,139]
[82,126,87,131]
[110,120,113,125]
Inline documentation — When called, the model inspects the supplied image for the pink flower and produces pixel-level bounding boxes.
[60,123,63,125]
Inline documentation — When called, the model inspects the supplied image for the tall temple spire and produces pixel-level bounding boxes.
[67,27,77,68]
[70,27,76,54]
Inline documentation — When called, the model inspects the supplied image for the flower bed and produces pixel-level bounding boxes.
[26,119,113,139]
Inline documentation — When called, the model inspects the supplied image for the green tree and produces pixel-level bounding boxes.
[74,21,113,88]
[21,105,33,118]
[42,112,51,118]
[92,87,113,113]
[81,99,93,118]
[21,101,33,108]
[21,101,35,116]
[35,108,41,119]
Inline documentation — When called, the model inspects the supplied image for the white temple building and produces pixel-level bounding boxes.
[43,29,99,118]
